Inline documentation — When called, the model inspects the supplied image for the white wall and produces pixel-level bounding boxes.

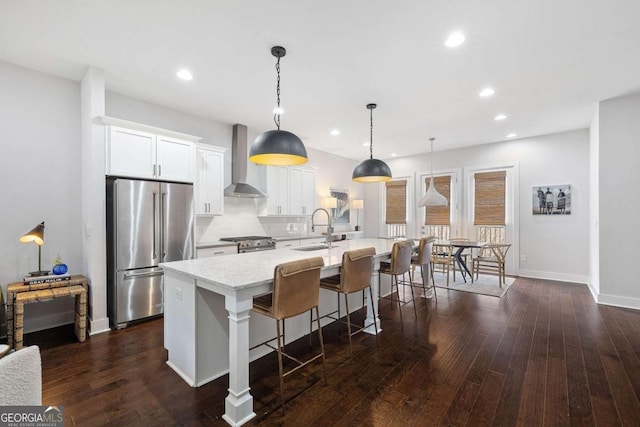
[598,92,640,309]
[364,129,590,283]
[0,61,82,332]
[589,106,600,299]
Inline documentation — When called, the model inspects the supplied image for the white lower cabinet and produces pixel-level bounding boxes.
[196,245,237,258]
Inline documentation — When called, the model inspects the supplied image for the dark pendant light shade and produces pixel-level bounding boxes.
[249,129,308,166]
[352,158,392,182]
[352,103,392,183]
[249,46,308,166]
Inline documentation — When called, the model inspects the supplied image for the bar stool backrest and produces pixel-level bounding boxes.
[340,247,376,294]
[389,240,413,275]
[416,236,437,265]
[273,257,325,320]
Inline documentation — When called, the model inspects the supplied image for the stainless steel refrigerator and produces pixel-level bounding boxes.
[106,177,194,328]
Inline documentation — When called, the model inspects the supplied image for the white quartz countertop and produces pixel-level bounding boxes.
[161,238,411,291]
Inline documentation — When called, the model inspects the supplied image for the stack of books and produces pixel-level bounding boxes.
[23,273,71,285]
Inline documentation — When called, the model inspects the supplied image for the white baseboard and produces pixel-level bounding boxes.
[517,269,589,284]
[597,293,640,311]
[89,317,110,335]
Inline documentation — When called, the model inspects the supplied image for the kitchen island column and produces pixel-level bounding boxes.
[223,293,255,426]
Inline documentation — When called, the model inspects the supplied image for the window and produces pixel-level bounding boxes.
[425,176,451,226]
[474,171,506,225]
[385,179,407,224]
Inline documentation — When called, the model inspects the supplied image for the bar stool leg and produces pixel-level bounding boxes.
[314,307,328,385]
[344,294,354,360]
[408,272,418,318]
[368,286,379,345]
[394,274,403,327]
[276,319,286,416]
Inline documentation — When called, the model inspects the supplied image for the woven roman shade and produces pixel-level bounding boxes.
[385,180,407,224]
[425,176,451,225]
[474,171,506,225]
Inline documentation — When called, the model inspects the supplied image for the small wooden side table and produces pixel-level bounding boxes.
[6,275,88,349]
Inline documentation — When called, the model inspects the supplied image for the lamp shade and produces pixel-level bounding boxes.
[352,199,364,209]
[325,197,338,209]
[418,177,448,207]
[249,129,308,166]
[352,159,392,182]
[19,221,45,246]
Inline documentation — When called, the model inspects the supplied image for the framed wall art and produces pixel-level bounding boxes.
[533,185,571,215]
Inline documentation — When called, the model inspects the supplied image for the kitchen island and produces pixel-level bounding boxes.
[160,238,407,427]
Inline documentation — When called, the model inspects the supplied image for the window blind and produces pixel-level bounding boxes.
[385,180,407,224]
[474,171,506,225]
[424,176,451,225]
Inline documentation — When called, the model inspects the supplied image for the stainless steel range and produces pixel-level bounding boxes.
[219,236,277,253]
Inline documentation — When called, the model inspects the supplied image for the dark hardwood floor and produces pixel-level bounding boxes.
[28,277,640,426]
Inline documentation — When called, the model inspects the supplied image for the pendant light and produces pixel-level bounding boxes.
[418,137,448,206]
[352,103,392,182]
[249,46,308,166]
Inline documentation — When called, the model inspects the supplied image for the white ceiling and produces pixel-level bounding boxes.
[2,0,640,160]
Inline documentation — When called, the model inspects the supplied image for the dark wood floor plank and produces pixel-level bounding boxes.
[25,278,640,426]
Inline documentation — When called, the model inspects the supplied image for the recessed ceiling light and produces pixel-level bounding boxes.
[506,133,517,138]
[445,32,465,48]
[391,153,397,157]
[273,107,284,115]
[362,142,370,146]
[330,129,340,136]
[176,69,193,81]
[494,114,507,121]
[479,87,495,97]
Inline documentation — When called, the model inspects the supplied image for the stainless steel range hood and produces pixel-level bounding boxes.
[224,124,268,198]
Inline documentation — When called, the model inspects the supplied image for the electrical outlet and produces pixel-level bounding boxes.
[175,288,183,301]
[520,254,527,262]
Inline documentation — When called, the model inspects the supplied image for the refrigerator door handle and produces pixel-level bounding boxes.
[161,191,167,261]
[152,191,157,259]
[124,270,164,279]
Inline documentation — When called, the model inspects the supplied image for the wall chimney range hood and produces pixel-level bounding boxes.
[224,124,268,198]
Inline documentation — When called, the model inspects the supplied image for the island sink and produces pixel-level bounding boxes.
[293,244,331,251]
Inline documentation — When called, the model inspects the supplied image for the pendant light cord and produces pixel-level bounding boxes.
[369,107,374,159]
[273,55,281,130]
[429,137,435,178]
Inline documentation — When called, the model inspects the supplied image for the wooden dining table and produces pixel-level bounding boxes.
[438,240,488,283]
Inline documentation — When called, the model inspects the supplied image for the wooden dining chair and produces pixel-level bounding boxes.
[472,243,511,287]
[431,243,456,287]
[450,236,473,266]
[251,257,327,415]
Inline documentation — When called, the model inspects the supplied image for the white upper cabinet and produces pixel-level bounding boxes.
[106,127,156,179]
[104,119,198,183]
[266,166,290,215]
[265,166,315,216]
[156,135,195,183]
[195,144,225,216]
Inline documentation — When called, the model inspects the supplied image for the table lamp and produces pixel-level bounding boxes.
[352,199,364,231]
[19,221,49,277]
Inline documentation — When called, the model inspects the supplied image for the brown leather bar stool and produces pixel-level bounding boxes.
[251,257,327,415]
[378,239,414,325]
[311,247,378,360]
[410,236,437,305]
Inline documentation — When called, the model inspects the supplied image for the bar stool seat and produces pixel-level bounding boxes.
[312,247,378,360]
[410,236,437,305]
[378,240,415,326]
[250,256,327,415]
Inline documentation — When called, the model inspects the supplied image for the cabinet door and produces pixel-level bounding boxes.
[288,168,303,215]
[266,166,289,215]
[107,126,156,179]
[195,148,224,216]
[156,135,195,183]
[300,169,316,215]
